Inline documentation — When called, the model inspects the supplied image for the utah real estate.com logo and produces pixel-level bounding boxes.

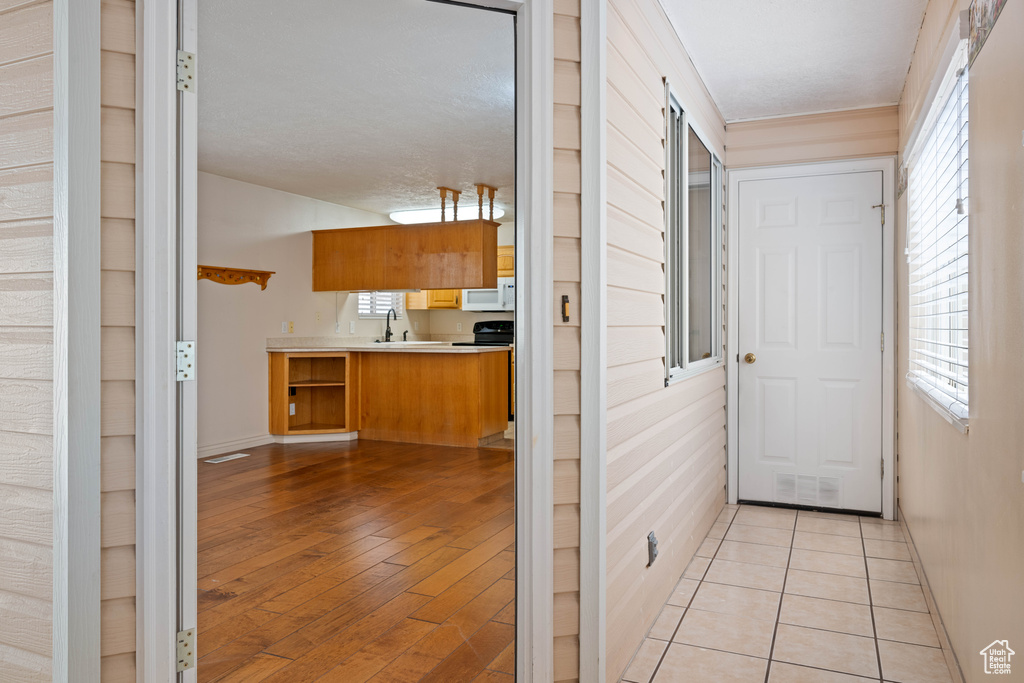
[980,640,1014,675]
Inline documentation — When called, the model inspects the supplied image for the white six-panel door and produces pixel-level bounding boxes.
[738,171,883,513]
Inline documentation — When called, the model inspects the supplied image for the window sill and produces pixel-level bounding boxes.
[666,359,724,386]
[905,375,969,435]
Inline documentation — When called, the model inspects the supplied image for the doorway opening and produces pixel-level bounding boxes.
[190,2,517,679]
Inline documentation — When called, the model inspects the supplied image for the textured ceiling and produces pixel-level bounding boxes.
[198,0,515,219]
[659,0,929,122]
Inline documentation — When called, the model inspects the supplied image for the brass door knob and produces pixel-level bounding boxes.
[744,353,756,364]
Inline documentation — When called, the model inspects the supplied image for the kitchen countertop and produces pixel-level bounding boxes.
[266,342,508,354]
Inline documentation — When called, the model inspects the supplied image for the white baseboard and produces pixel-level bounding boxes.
[198,434,275,460]
[272,431,359,445]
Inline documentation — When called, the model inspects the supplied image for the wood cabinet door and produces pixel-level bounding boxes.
[405,291,429,310]
[386,220,498,290]
[312,228,387,291]
[497,245,515,278]
[427,289,460,309]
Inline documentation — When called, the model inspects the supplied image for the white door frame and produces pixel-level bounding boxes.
[136,0,557,680]
[726,157,897,520]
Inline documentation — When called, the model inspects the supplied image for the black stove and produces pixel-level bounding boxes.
[451,320,514,346]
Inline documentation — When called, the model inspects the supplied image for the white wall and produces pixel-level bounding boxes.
[197,172,430,454]
[895,2,1024,679]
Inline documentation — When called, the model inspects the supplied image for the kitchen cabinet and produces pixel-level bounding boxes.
[267,346,509,447]
[497,245,514,278]
[427,289,460,309]
[405,289,461,310]
[268,352,359,434]
[312,219,498,291]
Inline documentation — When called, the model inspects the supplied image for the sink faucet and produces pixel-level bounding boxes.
[384,308,396,342]
[403,330,409,341]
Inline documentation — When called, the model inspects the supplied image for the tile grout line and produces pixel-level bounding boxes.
[859,516,885,682]
[643,505,740,683]
[762,509,798,683]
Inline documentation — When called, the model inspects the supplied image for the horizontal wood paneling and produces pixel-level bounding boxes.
[0,537,50,600]
[606,0,728,678]
[0,3,52,676]
[0,1,50,66]
[0,111,52,169]
[0,219,51,274]
[726,106,900,168]
[0,483,52,545]
[0,593,50,657]
[0,431,51,489]
[100,2,137,670]
[0,379,51,434]
[101,652,136,682]
[0,642,50,681]
[553,7,582,676]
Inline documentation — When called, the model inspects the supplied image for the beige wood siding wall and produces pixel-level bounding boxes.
[552,1,582,680]
[605,0,727,678]
[0,0,55,679]
[100,0,137,679]
[725,106,900,169]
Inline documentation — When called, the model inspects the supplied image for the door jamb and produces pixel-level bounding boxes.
[136,0,556,680]
[725,157,897,520]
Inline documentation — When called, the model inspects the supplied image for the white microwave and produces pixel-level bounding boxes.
[462,277,515,311]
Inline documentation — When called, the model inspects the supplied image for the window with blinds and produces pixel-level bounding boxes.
[906,66,969,424]
[357,291,404,319]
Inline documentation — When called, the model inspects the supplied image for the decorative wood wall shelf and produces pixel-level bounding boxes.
[197,265,275,290]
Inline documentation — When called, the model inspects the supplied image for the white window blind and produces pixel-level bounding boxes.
[906,66,968,422]
[357,291,404,319]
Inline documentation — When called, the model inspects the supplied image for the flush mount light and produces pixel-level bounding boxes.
[389,206,505,225]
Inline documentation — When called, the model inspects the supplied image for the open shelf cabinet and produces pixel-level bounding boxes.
[269,352,359,435]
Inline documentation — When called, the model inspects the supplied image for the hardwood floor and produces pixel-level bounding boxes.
[197,440,515,682]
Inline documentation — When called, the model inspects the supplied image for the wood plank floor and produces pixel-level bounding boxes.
[197,440,515,683]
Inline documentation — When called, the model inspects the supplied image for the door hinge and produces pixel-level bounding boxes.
[881,458,885,479]
[177,50,196,92]
[176,628,196,672]
[881,332,884,353]
[176,341,196,381]
[872,203,886,226]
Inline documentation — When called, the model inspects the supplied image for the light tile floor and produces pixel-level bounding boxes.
[621,504,955,683]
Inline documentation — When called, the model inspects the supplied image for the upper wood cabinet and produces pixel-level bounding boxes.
[497,245,514,278]
[427,289,460,309]
[312,219,499,292]
[405,289,461,310]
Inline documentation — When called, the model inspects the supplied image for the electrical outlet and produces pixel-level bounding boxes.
[414,321,419,332]
[289,403,295,416]
[457,322,463,332]
[335,322,340,334]
[647,531,659,567]
[288,321,294,334]
[281,321,288,333]
[316,311,321,322]
[349,321,356,334]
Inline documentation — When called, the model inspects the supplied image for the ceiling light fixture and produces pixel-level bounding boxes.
[389,207,506,224]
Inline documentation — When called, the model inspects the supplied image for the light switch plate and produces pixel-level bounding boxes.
[281,322,288,333]
[288,321,294,334]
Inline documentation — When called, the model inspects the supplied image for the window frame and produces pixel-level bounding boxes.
[357,291,405,319]
[904,43,970,432]
[664,87,724,384]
